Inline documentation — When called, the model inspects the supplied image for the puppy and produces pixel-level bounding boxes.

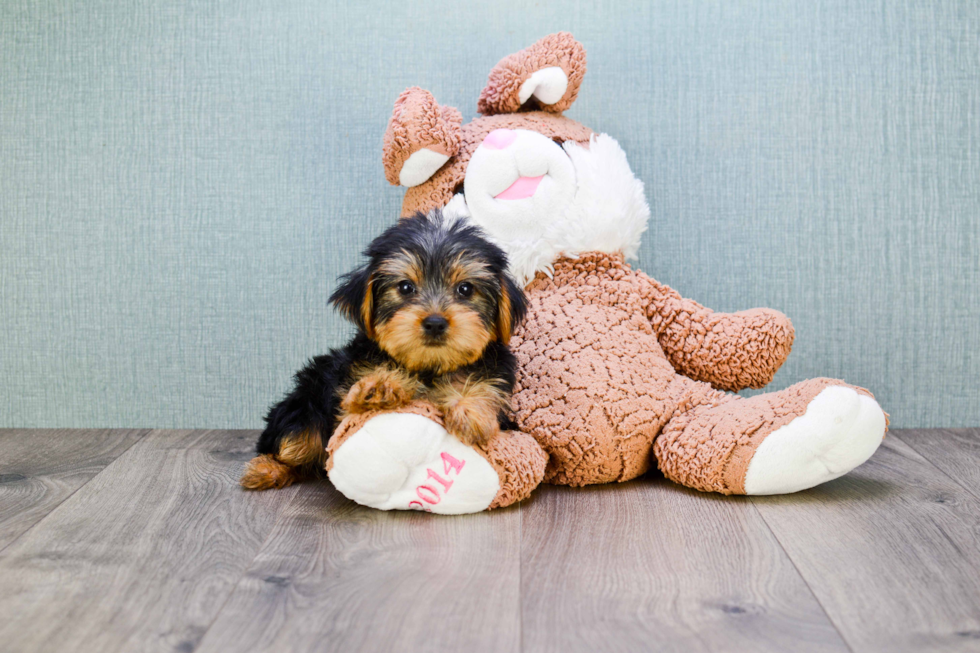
[241,209,528,490]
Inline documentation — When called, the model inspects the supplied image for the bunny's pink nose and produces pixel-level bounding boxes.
[482,129,517,150]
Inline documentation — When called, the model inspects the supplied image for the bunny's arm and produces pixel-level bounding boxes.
[635,271,795,392]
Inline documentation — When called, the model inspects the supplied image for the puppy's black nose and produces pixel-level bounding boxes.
[422,315,449,337]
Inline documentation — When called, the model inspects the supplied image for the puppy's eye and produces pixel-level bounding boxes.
[397,281,415,296]
[456,282,474,298]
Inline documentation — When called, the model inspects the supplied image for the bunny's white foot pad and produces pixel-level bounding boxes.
[327,413,500,514]
[743,386,886,495]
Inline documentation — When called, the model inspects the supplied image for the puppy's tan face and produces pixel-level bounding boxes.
[373,251,497,374]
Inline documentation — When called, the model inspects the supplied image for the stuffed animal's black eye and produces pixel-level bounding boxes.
[397,281,415,296]
[456,282,474,298]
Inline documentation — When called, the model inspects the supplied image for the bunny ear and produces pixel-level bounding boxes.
[477,32,586,116]
[383,87,462,187]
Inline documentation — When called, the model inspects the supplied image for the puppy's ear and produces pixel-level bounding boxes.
[329,266,374,337]
[494,274,529,344]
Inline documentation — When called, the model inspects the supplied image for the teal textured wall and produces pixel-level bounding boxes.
[1,0,978,428]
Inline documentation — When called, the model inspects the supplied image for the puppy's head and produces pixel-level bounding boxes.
[330,210,528,374]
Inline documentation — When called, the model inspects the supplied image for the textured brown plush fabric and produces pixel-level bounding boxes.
[382,87,462,186]
[477,32,587,115]
[398,112,592,217]
[325,400,546,510]
[510,252,879,489]
[482,430,548,509]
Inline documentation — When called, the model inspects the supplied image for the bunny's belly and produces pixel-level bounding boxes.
[510,267,680,486]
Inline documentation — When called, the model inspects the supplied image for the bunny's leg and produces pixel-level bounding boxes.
[656,378,887,495]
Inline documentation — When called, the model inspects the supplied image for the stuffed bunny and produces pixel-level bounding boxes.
[325,33,887,514]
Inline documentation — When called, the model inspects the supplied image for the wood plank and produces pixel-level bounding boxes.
[0,428,145,551]
[196,481,521,653]
[520,480,848,653]
[0,429,297,653]
[755,437,980,652]
[895,429,980,501]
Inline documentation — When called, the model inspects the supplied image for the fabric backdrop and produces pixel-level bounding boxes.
[2,0,978,429]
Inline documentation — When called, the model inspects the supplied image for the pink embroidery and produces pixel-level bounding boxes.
[441,452,465,475]
[427,468,453,492]
[405,450,467,510]
[417,485,440,504]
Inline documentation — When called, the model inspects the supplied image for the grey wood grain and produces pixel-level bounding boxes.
[4,428,980,653]
[0,428,145,551]
[755,436,980,652]
[0,429,297,653]
[196,480,521,653]
[520,480,848,653]
[895,429,980,501]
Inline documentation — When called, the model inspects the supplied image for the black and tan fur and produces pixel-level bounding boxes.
[241,210,528,490]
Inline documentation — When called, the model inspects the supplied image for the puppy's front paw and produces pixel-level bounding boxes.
[342,371,414,414]
[442,398,500,446]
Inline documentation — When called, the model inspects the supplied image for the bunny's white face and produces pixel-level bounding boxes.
[453,132,650,286]
[463,129,576,251]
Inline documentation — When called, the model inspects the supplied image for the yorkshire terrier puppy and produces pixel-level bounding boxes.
[241,210,528,490]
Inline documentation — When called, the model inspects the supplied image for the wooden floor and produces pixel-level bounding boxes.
[1,429,979,652]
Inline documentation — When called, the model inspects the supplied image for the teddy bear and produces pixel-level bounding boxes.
[324,33,887,514]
